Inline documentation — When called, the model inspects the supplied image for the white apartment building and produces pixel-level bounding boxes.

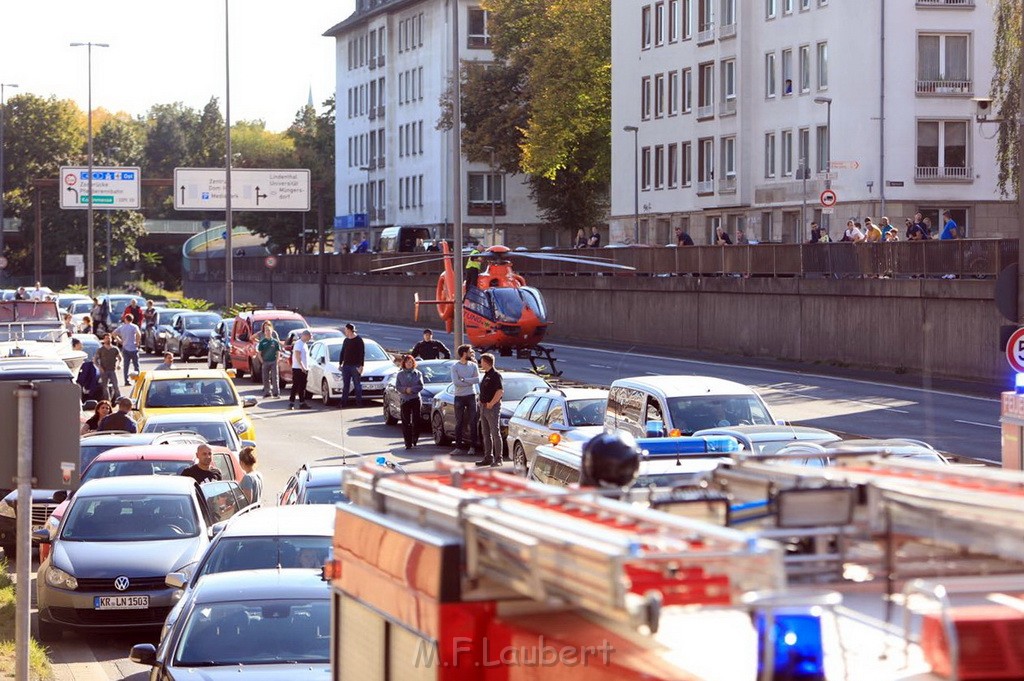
[324,0,544,251]
[611,0,1009,245]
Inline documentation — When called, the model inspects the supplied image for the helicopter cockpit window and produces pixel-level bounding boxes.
[519,287,547,321]
[490,288,525,323]
[465,287,492,318]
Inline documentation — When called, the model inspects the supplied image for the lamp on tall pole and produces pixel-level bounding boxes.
[223,0,234,307]
[814,96,832,236]
[0,82,17,287]
[623,126,640,245]
[70,42,109,297]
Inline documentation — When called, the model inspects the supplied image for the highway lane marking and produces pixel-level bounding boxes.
[311,435,362,456]
[885,408,910,414]
[319,318,1001,404]
[644,371,661,376]
[589,364,612,369]
[955,419,1000,429]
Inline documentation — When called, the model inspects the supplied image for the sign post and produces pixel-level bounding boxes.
[1007,328,1024,373]
[819,189,838,208]
[264,256,278,305]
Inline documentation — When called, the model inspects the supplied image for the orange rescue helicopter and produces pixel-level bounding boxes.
[372,242,633,375]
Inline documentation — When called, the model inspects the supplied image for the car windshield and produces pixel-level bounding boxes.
[145,421,234,447]
[184,315,220,330]
[419,363,454,384]
[82,459,191,482]
[303,487,348,505]
[268,319,307,338]
[108,299,133,318]
[69,300,93,314]
[174,598,329,666]
[145,378,238,408]
[665,395,773,435]
[154,311,177,325]
[566,398,607,426]
[502,376,550,403]
[199,537,331,577]
[61,494,199,542]
[0,300,60,323]
[79,444,120,471]
[325,340,389,363]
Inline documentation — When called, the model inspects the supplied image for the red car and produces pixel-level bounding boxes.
[39,444,242,562]
[227,309,308,383]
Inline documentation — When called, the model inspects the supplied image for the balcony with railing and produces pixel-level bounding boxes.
[467,201,506,216]
[916,0,974,6]
[916,165,973,181]
[718,176,736,193]
[719,22,736,39]
[696,103,715,119]
[696,180,715,195]
[916,79,972,95]
[696,25,715,45]
[721,98,737,116]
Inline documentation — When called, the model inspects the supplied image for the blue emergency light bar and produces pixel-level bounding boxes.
[638,435,740,456]
[1016,372,1024,394]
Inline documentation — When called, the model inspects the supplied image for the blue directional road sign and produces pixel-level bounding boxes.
[59,166,142,210]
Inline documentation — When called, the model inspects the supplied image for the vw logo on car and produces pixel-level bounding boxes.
[114,576,131,592]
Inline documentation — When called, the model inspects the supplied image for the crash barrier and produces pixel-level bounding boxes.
[196,238,1019,279]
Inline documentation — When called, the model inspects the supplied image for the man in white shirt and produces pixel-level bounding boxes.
[289,329,312,410]
[115,314,142,386]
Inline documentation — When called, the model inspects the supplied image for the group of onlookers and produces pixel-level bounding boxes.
[816,211,962,244]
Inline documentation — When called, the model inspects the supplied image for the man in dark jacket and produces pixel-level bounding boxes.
[73,339,103,402]
[411,329,451,360]
[98,397,137,433]
[339,323,365,408]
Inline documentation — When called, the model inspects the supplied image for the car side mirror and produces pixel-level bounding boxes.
[129,644,158,666]
[775,419,788,426]
[165,572,187,590]
[318,356,325,364]
[52,490,68,503]
[32,528,51,544]
[550,423,572,433]
[82,400,98,412]
[242,396,258,408]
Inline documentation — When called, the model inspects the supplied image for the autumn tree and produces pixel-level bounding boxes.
[992,0,1023,197]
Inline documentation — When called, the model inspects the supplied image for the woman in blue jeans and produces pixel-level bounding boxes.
[394,355,424,449]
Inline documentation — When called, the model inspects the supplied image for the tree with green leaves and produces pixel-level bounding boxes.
[992,0,1022,197]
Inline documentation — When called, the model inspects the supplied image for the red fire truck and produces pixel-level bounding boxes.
[326,459,789,681]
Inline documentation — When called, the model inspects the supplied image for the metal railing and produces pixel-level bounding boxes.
[192,239,1018,281]
[915,165,973,181]
[916,0,974,6]
[697,103,715,119]
[719,23,737,38]
[916,79,972,95]
[721,98,737,115]
[719,177,736,193]
[697,26,715,44]
[696,180,715,194]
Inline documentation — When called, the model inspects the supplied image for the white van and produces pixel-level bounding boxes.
[604,376,778,438]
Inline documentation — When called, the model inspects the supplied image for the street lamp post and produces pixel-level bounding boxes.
[0,83,17,286]
[482,146,496,245]
[623,126,640,245]
[814,96,833,236]
[224,0,234,307]
[359,165,372,253]
[71,42,109,297]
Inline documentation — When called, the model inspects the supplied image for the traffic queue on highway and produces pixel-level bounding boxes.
[5,294,1022,680]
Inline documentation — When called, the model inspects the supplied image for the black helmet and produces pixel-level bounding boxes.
[581,431,641,488]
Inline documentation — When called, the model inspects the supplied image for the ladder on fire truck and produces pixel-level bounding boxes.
[342,459,785,633]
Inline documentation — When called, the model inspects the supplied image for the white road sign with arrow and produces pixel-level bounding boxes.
[173,168,311,212]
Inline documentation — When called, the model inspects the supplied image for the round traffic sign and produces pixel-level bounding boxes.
[1008,328,1024,373]
[819,189,838,208]
[64,173,78,186]
[264,255,278,270]
[0,256,7,270]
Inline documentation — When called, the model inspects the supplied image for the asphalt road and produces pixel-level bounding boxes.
[43,316,1001,679]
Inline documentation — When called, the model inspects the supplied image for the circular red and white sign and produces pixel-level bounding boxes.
[64,173,78,186]
[1007,327,1024,373]
[819,189,838,208]
[264,256,278,270]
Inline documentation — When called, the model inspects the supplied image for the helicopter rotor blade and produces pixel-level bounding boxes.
[508,252,636,270]
[370,256,450,272]
[371,252,454,263]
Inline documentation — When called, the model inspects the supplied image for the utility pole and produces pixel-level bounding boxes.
[451,0,465,346]
[1016,7,1024,324]
[0,83,17,287]
[224,0,235,307]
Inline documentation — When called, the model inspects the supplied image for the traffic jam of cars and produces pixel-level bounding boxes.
[0,294,1006,680]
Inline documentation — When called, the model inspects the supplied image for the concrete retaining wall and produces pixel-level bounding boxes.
[185,272,1006,383]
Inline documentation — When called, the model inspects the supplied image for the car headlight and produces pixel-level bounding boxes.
[45,566,78,590]
[0,500,14,519]
[231,420,248,436]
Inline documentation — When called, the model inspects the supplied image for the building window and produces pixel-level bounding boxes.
[682,0,693,39]
[816,125,829,173]
[816,42,828,90]
[721,59,736,113]
[668,143,679,188]
[669,0,680,42]
[721,0,736,28]
[721,136,736,178]
[682,68,693,113]
[798,127,810,176]
[641,76,652,120]
[681,142,692,187]
[698,62,714,117]
[916,120,970,180]
[766,0,777,18]
[641,146,652,190]
[641,5,652,49]
[668,71,679,116]
[468,8,491,48]
[781,49,793,95]
[781,129,793,176]
[698,0,713,34]
[784,0,793,14]
[765,53,776,98]
[468,172,504,203]
[801,0,810,8]
[655,2,665,46]
[654,145,665,189]
[655,73,666,117]
[764,133,776,178]
[799,45,811,93]
[698,138,714,190]
[917,34,971,94]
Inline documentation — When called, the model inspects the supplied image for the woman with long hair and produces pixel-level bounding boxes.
[82,400,112,434]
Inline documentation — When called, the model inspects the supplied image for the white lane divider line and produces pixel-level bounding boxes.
[954,419,1000,430]
[311,435,361,456]
[884,408,910,414]
[589,364,611,369]
[644,371,661,376]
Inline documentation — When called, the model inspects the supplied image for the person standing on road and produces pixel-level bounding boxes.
[476,353,504,467]
[411,329,451,360]
[289,330,312,410]
[99,397,137,433]
[73,339,102,402]
[124,299,143,330]
[94,333,122,401]
[154,352,175,371]
[450,344,481,455]
[238,446,263,504]
[115,314,142,386]
[180,444,223,484]
[395,354,424,450]
[257,321,281,398]
[339,323,365,408]
[143,300,157,332]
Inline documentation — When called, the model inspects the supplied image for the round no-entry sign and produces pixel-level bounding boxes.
[264,255,278,270]
[820,189,838,207]
[1007,327,1024,372]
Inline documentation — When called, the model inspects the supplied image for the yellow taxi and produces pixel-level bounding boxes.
[128,368,257,441]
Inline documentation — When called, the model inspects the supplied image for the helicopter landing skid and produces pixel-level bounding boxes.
[516,345,562,378]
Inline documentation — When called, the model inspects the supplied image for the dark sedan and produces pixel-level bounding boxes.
[206,318,234,370]
[142,308,177,355]
[164,312,222,362]
[382,359,457,427]
[278,464,351,505]
[130,569,330,679]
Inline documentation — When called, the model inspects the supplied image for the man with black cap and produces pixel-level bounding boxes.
[98,397,138,433]
[411,329,451,360]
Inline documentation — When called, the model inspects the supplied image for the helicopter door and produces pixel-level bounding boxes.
[464,287,493,321]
